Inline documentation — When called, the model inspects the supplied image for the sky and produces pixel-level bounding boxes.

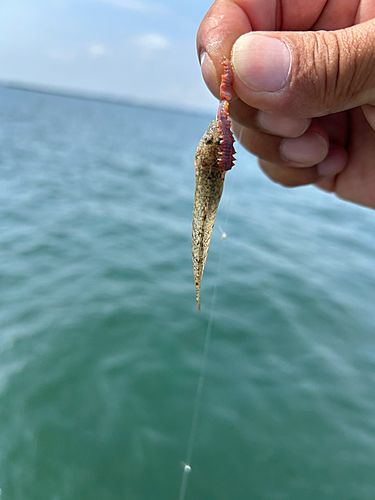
[0,0,217,112]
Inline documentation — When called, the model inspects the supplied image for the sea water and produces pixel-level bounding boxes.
[0,87,375,499]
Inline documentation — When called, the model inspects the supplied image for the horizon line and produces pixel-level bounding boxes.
[0,80,212,119]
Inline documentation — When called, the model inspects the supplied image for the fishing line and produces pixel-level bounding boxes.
[178,172,236,500]
[178,248,222,500]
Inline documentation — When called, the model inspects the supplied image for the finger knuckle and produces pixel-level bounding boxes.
[292,31,337,113]
[320,30,354,111]
[293,28,369,113]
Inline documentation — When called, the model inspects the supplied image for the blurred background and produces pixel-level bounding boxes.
[1,2,375,499]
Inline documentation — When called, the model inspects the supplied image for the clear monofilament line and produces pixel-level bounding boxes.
[178,265,220,500]
[179,162,236,500]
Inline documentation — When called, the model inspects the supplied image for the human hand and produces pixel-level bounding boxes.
[197,1,375,209]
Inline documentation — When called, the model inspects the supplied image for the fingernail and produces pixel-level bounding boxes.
[200,51,218,95]
[233,34,291,92]
[257,111,310,137]
[280,132,328,164]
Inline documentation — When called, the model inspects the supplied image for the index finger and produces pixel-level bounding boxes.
[197,1,252,97]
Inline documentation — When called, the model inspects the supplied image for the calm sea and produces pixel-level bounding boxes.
[0,87,375,500]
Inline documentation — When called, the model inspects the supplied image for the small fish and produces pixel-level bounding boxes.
[192,58,236,311]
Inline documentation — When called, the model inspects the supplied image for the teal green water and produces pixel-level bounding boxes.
[1,87,375,500]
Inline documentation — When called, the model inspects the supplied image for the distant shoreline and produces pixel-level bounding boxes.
[0,80,210,119]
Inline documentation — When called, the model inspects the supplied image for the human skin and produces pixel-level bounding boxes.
[197,0,375,209]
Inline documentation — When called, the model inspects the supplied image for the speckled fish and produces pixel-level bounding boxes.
[192,58,236,311]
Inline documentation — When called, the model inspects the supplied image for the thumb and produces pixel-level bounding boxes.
[231,19,375,118]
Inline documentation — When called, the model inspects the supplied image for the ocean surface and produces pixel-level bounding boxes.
[0,87,375,500]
